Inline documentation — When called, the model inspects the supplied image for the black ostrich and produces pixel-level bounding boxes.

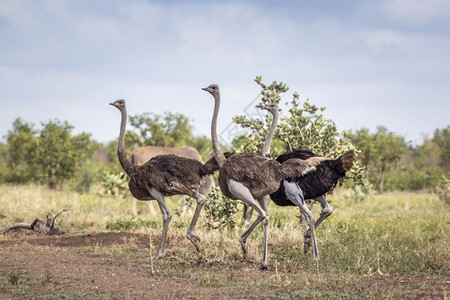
[270,148,354,253]
[241,103,355,256]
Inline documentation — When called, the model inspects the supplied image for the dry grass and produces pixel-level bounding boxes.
[1,184,449,299]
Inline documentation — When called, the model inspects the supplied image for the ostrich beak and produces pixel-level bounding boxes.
[202,87,208,91]
[109,102,114,106]
[262,105,270,110]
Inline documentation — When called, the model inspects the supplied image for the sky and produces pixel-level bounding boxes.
[0,0,449,147]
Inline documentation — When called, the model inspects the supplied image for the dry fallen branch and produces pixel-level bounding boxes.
[2,210,69,235]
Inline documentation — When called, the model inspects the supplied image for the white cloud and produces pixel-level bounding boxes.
[382,0,450,26]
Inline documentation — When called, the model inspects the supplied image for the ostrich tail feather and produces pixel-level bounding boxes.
[204,152,234,174]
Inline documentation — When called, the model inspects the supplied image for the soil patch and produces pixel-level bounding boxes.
[0,231,149,248]
[1,232,448,299]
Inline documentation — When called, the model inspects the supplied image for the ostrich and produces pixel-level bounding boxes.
[130,145,214,216]
[244,102,355,255]
[202,84,324,269]
[240,103,280,227]
[110,99,218,259]
[271,148,354,253]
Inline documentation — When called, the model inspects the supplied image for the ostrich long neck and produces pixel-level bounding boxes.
[211,93,227,168]
[262,108,279,157]
[117,106,135,175]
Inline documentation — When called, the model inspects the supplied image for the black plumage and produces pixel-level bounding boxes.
[270,149,355,206]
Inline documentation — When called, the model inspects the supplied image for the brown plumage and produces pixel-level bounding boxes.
[217,153,284,200]
[129,145,214,216]
[110,99,216,259]
[126,154,213,200]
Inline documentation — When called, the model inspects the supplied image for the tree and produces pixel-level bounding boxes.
[350,127,408,193]
[34,120,96,189]
[5,118,38,182]
[233,76,366,186]
[188,135,215,162]
[119,111,214,161]
[127,112,193,148]
[433,126,450,172]
[3,118,96,188]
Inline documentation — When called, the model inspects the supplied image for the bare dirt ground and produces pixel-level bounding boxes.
[1,232,448,299]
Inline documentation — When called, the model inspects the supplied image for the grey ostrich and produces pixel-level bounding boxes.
[245,102,355,255]
[110,99,217,259]
[202,84,323,269]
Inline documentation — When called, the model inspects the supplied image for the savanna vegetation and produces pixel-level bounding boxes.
[0,77,449,299]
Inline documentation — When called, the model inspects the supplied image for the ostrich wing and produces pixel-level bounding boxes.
[280,156,333,179]
[149,154,207,188]
[276,149,317,163]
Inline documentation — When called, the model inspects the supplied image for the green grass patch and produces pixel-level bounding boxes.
[105,217,159,231]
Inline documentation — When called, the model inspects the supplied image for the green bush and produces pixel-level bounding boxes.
[435,176,449,204]
[98,170,128,198]
[203,187,238,230]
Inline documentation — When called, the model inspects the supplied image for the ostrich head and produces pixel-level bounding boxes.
[261,103,278,115]
[202,84,220,97]
[110,99,126,110]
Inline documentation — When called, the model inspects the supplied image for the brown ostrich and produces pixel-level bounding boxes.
[130,145,214,216]
[202,84,322,269]
[110,99,217,259]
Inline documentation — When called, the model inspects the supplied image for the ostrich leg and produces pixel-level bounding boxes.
[303,195,333,253]
[149,188,172,259]
[162,182,206,252]
[228,180,270,270]
[185,192,206,252]
[283,181,319,260]
[258,195,270,270]
[241,204,253,230]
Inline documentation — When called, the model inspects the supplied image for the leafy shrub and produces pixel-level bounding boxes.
[344,182,375,202]
[69,165,95,194]
[203,187,238,230]
[435,176,449,204]
[99,170,128,198]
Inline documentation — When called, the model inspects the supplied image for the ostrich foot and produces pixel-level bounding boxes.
[153,252,166,260]
[259,263,268,271]
[186,233,201,252]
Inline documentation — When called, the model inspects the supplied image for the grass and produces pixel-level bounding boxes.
[0,184,449,298]
[1,185,449,276]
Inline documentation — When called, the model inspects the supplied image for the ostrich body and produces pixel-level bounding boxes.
[110,99,217,259]
[130,145,214,216]
[202,84,321,269]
